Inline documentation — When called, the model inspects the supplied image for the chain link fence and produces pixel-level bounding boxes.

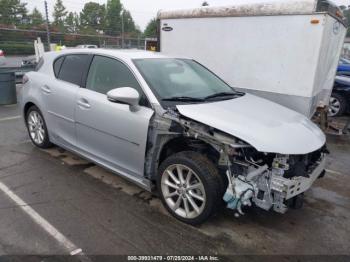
[0,28,146,55]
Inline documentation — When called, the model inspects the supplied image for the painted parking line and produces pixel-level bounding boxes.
[2,104,18,108]
[0,180,89,259]
[325,169,342,175]
[0,116,21,122]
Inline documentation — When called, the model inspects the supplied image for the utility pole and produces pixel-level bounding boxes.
[121,12,124,49]
[44,1,51,50]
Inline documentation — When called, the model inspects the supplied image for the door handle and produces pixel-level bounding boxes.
[77,98,91,109]
[41,85,51,94]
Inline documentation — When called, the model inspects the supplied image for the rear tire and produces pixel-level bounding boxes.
[26,105,53,149]
[157,151,223,225]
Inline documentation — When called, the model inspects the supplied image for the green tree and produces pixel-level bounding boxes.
[65,12,74,32]
[66,12,79,33]
[0,0,28,25]
[122,9,136,33]
[106,0,122,35]
[53,0,68,32]
[80,2,106,33]
[143,18,157,38]
[29,7,44,27]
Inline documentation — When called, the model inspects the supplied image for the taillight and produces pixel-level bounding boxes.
[22,75,29,84]
[0,50,4,56]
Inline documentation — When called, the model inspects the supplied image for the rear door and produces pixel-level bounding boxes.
[44,54,92,147]
[75,55,154,178]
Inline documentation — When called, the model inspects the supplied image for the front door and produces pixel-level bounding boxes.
[75,55,154,178]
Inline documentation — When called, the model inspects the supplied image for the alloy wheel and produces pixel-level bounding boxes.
[27,111,46,145]
[161,164,206,219]
[328,97,341,117]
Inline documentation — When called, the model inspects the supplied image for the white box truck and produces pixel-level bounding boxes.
[158,0,347,117]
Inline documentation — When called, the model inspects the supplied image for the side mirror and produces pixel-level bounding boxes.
[107,87,140,111]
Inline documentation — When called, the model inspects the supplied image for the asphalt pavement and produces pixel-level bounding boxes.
[0,91,349,261]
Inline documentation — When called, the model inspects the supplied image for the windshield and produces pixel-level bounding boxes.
[133,58,240,106]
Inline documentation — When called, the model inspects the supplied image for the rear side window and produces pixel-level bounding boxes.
[58,54,90,86]
[53,56,64,77]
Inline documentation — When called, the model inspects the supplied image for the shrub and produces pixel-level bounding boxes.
[0,43,35,55]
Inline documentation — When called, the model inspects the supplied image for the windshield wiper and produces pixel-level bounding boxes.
[162,96,205,102]
[203,92,238,100]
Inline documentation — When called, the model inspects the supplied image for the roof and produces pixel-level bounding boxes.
[158,0,325,19]
[46,48,170,60]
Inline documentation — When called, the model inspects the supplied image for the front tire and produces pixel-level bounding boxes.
[157,151,223,225]
[26,105,52,148]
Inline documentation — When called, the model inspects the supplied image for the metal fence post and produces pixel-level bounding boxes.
[44,1,51,50]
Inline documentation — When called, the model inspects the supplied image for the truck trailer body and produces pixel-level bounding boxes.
[158,0,347,117]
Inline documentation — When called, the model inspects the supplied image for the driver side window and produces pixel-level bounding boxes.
[86,55,149,107]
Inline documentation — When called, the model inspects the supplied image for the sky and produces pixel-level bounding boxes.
[26,0,350,31]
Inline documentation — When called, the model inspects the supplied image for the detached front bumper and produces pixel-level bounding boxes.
[270,154,326,200]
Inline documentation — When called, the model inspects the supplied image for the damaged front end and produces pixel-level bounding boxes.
[223,146,327,216]
[146,106,328,217]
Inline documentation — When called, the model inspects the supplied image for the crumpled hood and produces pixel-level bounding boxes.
[176,93,325,155]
